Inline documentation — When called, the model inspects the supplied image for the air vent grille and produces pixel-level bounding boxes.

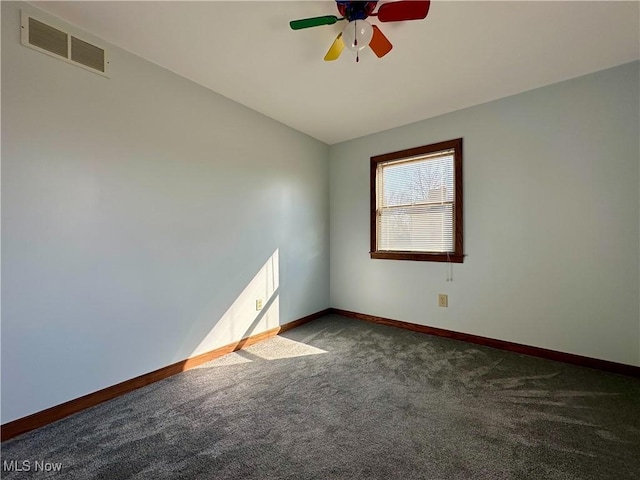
[71,36,105,72]
[28,17,68,57]
[21,11,108,77]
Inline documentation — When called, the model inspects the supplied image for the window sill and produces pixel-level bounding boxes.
[370,251,464,263]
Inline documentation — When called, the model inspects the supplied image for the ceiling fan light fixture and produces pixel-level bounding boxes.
[342,20,373,51]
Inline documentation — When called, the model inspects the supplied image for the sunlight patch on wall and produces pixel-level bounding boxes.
[189,249,280,358]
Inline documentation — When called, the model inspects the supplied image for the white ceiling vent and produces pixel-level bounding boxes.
[21,11,108,77]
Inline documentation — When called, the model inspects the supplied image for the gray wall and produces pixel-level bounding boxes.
[1,2,329,424]
[330,61,640,367]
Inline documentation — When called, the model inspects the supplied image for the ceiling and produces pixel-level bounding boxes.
[32,1,640,145]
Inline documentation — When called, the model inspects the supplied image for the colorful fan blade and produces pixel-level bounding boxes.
[290,15,340,30]
[377,1,430,22]
[369,26,393,58]
[324,33,345,61]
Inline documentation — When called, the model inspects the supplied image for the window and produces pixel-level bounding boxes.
[370,138,463,262]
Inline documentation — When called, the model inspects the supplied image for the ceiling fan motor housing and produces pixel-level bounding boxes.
[337,1,378,21]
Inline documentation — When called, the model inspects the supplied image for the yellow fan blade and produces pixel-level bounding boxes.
[324,33,344,61]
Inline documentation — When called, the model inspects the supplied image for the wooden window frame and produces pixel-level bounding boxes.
[370,138,464,263]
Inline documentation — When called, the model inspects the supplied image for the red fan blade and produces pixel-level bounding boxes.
[369,25,393,58]
[377,1,430,22]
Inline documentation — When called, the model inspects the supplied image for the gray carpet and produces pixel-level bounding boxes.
[2,314,639,479]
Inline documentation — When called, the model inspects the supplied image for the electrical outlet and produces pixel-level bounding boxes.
[438,294,448,308]
[256,299,264,311]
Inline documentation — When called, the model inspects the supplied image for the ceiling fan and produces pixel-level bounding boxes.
[289,1,431,62]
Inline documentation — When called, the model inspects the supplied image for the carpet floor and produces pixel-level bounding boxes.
[2,314,639,479]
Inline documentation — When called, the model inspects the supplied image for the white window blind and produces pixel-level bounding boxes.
[377,149,455,252]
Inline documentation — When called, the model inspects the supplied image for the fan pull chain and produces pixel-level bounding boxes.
[354,21,358,47]
[355,21,359,63]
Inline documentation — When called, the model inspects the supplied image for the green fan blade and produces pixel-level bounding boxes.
[290,15,340,30]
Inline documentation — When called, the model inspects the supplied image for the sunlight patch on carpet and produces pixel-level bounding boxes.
[194,352,253,369]
[244,336,327,360]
